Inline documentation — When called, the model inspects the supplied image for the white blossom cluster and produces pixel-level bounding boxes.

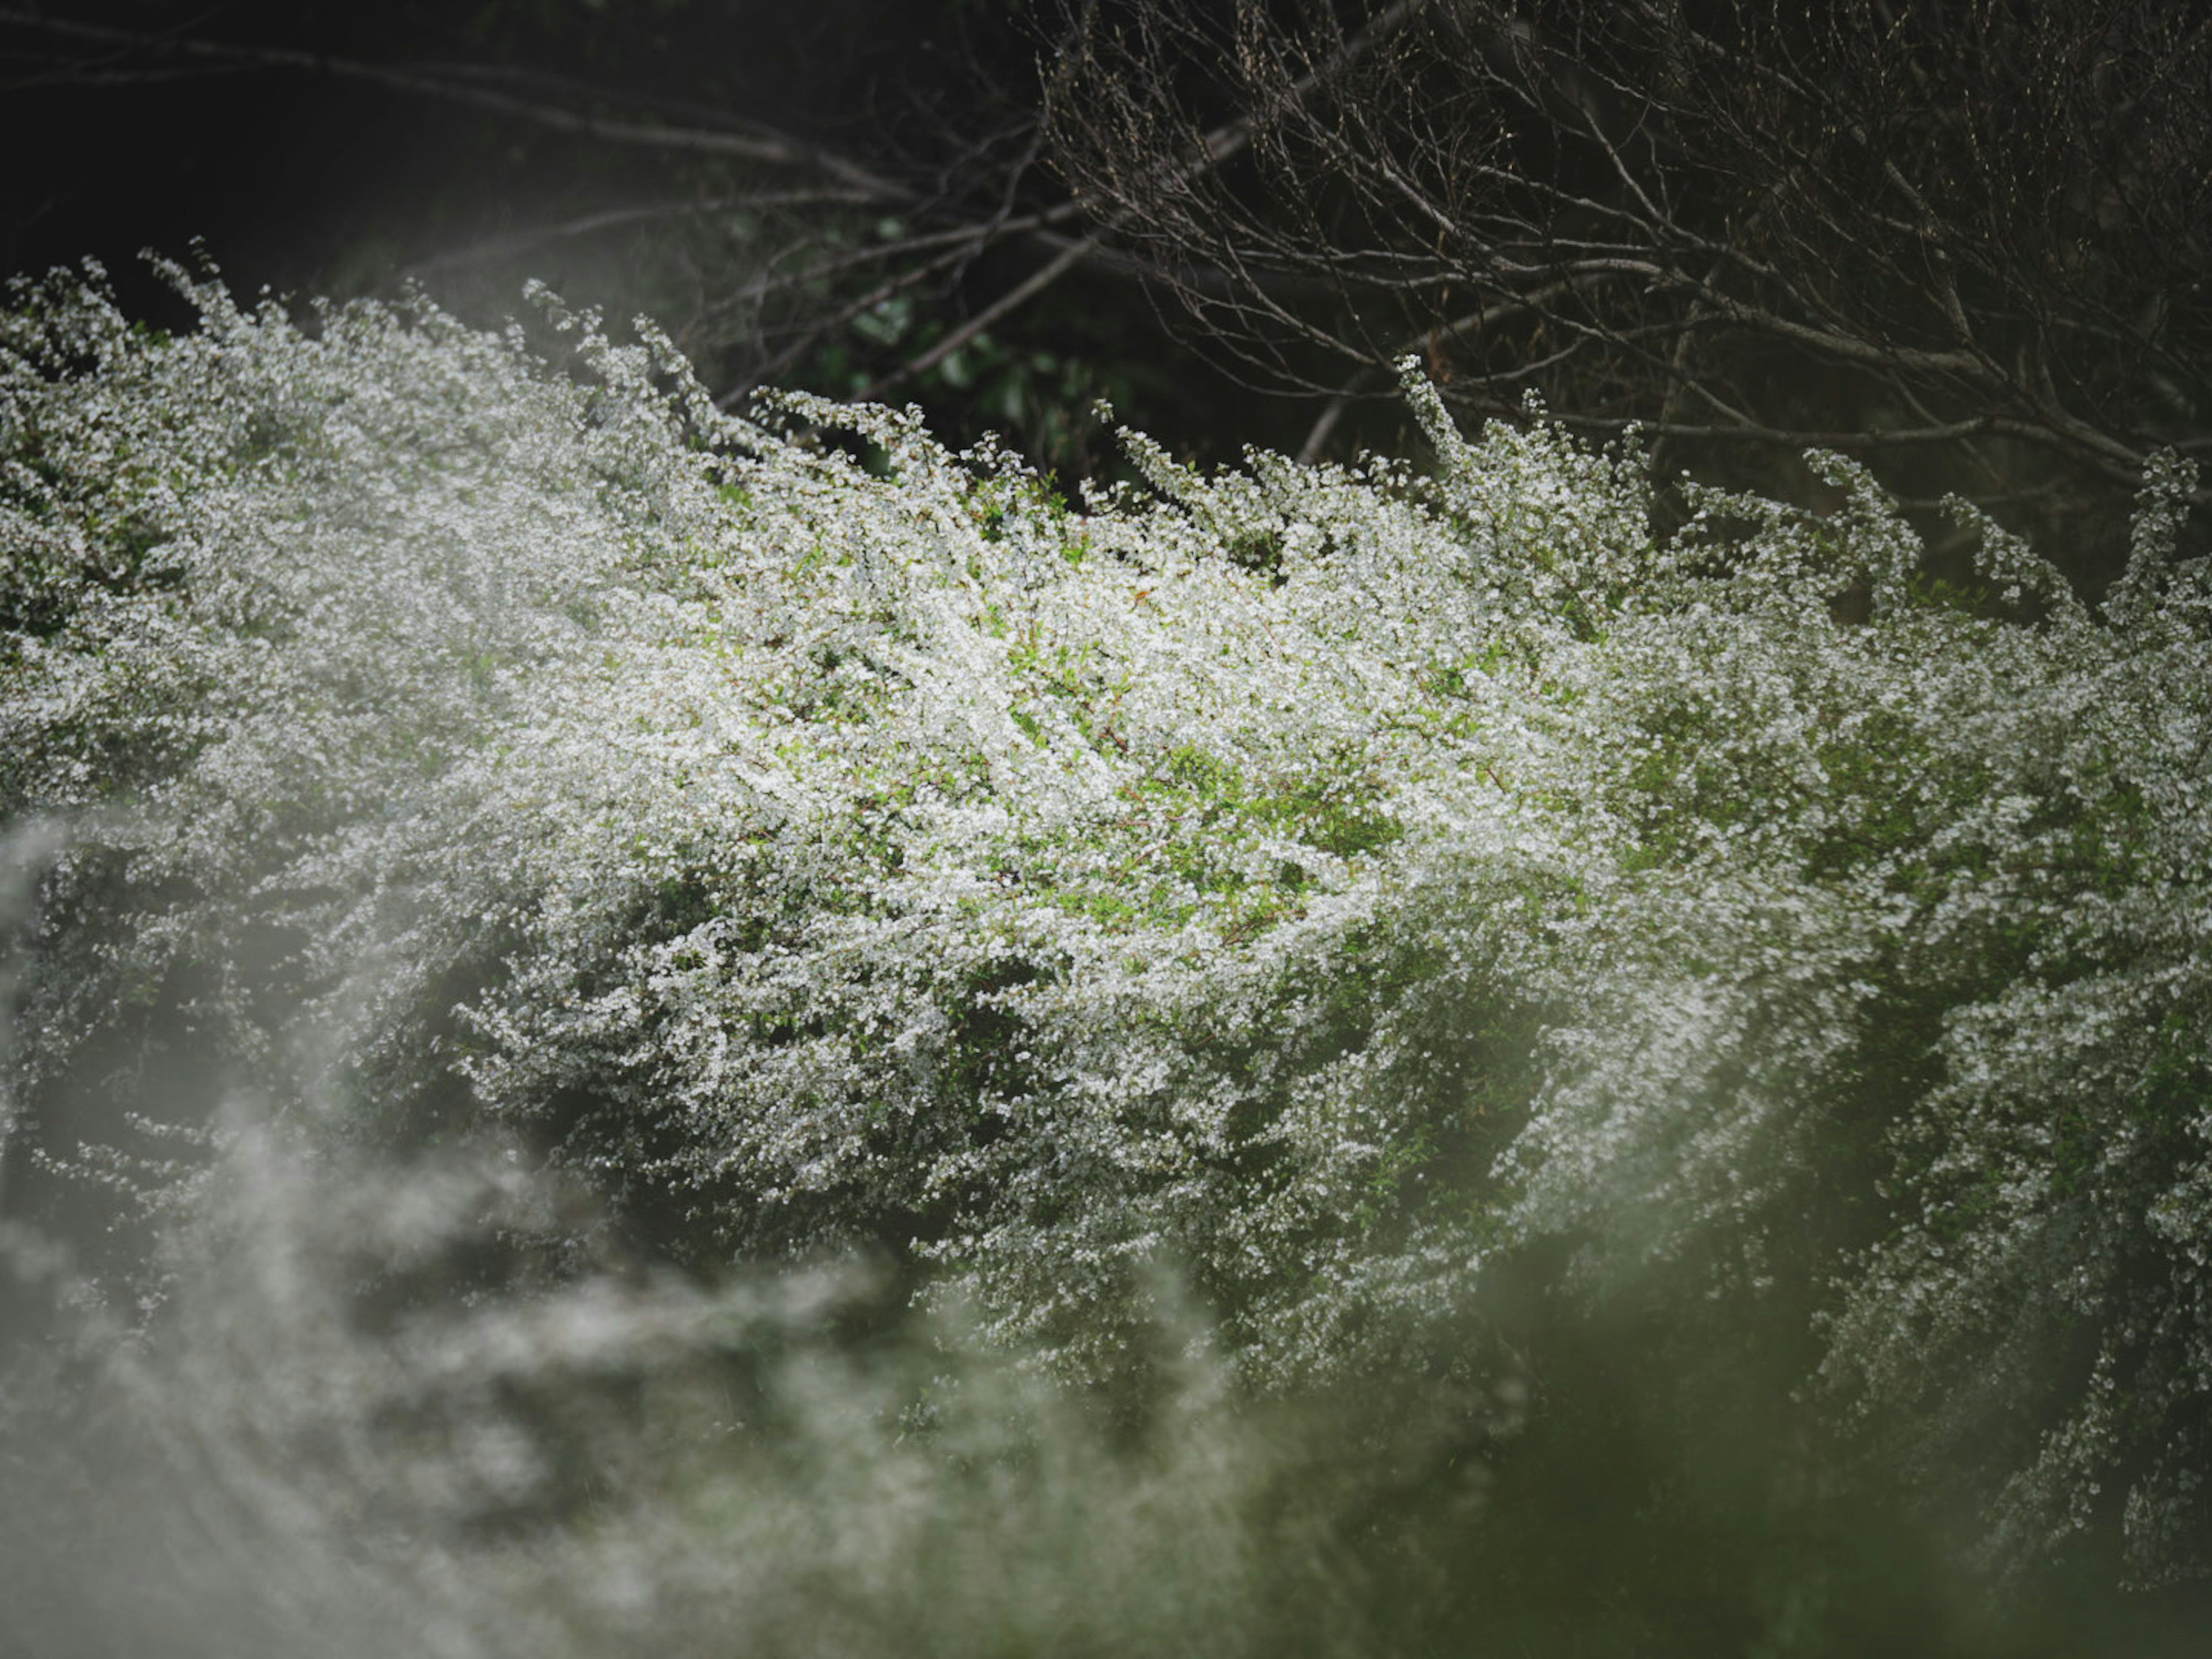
[3,264,2207,1584]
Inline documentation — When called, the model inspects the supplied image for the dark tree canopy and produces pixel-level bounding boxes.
[1047,1,2212,562]
[9,0,2210,569]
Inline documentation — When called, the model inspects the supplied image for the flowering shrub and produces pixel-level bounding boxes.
[3,262,2208,1591]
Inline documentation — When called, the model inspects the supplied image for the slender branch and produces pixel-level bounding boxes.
[857,231,1104,401]
[0,8,910,196]
[401,194,881,279]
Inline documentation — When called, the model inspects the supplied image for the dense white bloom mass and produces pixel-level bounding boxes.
[4,263,2209,1587]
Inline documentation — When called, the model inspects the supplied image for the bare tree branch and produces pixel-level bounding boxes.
[1044,0,2212,521]
[0,7,910,196]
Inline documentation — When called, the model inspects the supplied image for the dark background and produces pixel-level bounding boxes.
[8,0,2209,577]
[0,0,1298,476]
